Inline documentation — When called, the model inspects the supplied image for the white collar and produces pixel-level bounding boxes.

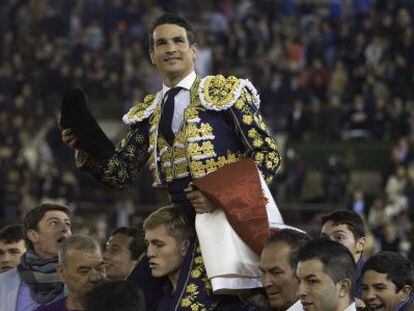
[162,71,196,97]
[344,302,357,311]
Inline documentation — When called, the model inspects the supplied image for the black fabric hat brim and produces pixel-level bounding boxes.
[60,88,115,159]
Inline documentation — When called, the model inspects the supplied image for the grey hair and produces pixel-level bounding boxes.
[58,234,101,266]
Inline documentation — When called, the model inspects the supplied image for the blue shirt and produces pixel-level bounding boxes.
[35,297,80,311]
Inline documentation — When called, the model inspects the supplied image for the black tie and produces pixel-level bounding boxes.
[159,87,183,145]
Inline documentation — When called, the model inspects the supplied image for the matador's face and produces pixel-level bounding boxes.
[150,23,197,86]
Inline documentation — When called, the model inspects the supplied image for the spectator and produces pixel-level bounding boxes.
[385,165,407,217]
[287,99,307,142]
[370,98,390,140]
[321,210,366,297]
[0,203,72,311]
[361,251,414,311]
[389,98,409,141]
[376,221,401,253]
[344,94,369,140]
[306,58,330,102]
[324,94,345,141]
[282,148,307,201]
[322,155,350,203]
[367,197,386,231]
[404,162,414,222]
[259,228,310,310]
[36,234,106,311]
[104,227,145,280]
[364,35,386,73]
[348,189,368,215]
[0,224,26,274]
[83,18,105,51]
[328,61,348,97]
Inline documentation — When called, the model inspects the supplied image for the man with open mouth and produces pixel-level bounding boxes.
[0,203,72,311]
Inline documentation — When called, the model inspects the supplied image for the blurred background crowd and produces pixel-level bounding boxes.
[1,0,414,260]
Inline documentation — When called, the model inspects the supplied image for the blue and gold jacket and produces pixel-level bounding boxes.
[80,75,280,197]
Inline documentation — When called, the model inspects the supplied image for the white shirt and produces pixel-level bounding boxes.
[344,302,357,311]
[161,71,196,134]
[286,300,304,311]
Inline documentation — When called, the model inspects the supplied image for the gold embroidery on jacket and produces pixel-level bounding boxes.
[190,153,244,178]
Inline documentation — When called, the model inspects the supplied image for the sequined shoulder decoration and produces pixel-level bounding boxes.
[198,75,261,111]
[122,92,162,125]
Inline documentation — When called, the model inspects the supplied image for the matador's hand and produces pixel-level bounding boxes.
[58,115,79,150]
[61,128,79,150]
[184,184,216,214]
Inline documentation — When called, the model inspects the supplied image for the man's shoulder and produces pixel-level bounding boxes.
[35,297,67,311]
[198,74,260,111]
[0,268,21,307]
[122,92,162,125]
[0,268,20,285]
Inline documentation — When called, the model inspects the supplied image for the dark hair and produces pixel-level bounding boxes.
[143,205,195,243]
[321,209,365,240]
[264,228,311,270]
[148,13,196,50]
[83,280,146,311]
[297,238,357,298]
[362,251,414,291]
[0,224,25,244]
[24,203,72,249]
[110,227,145,261]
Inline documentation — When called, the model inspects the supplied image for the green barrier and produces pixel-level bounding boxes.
[290,141,391,170]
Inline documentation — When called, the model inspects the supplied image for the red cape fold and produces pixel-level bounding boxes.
[193,158,270,254]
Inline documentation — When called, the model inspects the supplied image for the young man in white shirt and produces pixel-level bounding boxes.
[296,239,359,311]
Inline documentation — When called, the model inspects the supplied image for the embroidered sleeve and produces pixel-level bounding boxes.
[79,121,150,190]
[229,87,281,184]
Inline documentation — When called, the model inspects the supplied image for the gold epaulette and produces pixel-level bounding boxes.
[198,75,261,111]
[122,92,162,125]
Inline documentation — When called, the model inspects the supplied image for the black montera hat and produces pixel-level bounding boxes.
[60,88,115,159]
